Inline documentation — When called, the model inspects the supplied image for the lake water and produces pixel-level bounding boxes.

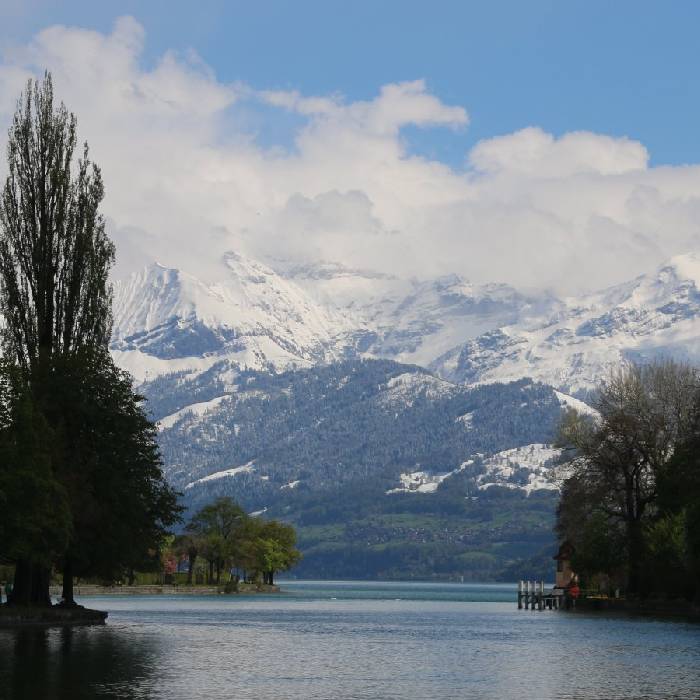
[1,581,699,699]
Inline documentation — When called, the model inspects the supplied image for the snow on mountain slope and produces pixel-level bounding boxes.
[554,391,600,418]
[277,260,537,367]
[112,252,352,381]
[431,253,700,394]
[273,260,410,320]
[366,275,537,366]
[157,395,229,431]
[379,371,458,408]
[385,443,563,497]
[111,248,700,395]
[184,461,257,490]
[477,444,562,494]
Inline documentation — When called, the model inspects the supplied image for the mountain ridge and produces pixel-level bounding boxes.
[107,249,700,579]
[112,250,700,395]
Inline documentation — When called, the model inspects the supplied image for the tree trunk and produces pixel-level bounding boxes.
[208,560,214,585]
[187,555,195,585]
[268,570,274,586]
[61,557,76,607]
[8,561,52,607]
[215,560,221,585]
[30,564,52,607]
[626,518,644,596]
[7,559,32,606]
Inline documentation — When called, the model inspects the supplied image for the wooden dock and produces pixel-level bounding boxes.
[517,580,563,610]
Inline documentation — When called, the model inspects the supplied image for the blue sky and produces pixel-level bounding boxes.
[3,0,700,167]
[1,1,700,293]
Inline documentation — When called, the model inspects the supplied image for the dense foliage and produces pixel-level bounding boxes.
[180,498,300,586]
[0,75,180,606]
[557,361,700,601]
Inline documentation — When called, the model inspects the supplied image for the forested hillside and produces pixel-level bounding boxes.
[142,359,566,579]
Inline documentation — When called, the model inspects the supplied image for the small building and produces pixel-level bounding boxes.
[553,541,576,589]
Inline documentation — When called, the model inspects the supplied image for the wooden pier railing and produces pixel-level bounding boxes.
[517,580,563,610]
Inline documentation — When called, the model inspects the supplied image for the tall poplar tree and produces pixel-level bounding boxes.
[0,73,180,606]
[0,74,113,605]
[0,73,114,377]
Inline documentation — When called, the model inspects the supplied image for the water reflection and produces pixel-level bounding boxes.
[0,625,157,699]
[0,584,699,700]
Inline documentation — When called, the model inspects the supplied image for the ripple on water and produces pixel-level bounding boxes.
[0,582,698,700]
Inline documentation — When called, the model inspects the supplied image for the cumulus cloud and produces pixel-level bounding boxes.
[0,17,700,294]
[469,127,648,177]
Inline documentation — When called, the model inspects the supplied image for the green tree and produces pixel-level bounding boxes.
[0,74,181,606]
[0,364,71,605]
[0,74,113,377]
[48,349,181,604]
[255,521,301,585]
[0,73,114,606]
[557,361,697,595]
[656,407,700,602]
[187,498,246,584]
[185,499,301,586]
[173,533,199,585]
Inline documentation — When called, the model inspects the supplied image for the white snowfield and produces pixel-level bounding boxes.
[183,461,256,490]
[554,391,600,419]
[387,444,563,496]
[111,250,700,396]
[431,252,700,394]
[386,460,475,495]
[112,252,350,382]
[158,395,229,430]
[380,372,456,408]
[477,444,563,494]
[386,470,448,494]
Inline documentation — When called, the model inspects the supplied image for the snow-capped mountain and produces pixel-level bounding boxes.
[107,246,700,579]
[277,260,538,366]
[431,253,700,394]
[111,250,700,393]
[111,251,351,382]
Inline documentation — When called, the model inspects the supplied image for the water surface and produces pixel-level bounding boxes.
[1,581,698,699]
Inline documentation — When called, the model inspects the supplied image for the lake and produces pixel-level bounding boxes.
[1,581,699,699]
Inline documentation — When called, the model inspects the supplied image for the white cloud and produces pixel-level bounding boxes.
[1,17,700,294]
[261,79,469,134]
[469,127,648,177]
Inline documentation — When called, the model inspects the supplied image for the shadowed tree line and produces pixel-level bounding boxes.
[557,361,700,602]
[0,74,181,607]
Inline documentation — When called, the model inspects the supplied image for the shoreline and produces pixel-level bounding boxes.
[572,596,700,621]
[0,583,281,626]
[48,583,281,597]
[0,605,107,627]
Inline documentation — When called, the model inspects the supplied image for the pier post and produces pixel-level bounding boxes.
[518,580,523,609]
